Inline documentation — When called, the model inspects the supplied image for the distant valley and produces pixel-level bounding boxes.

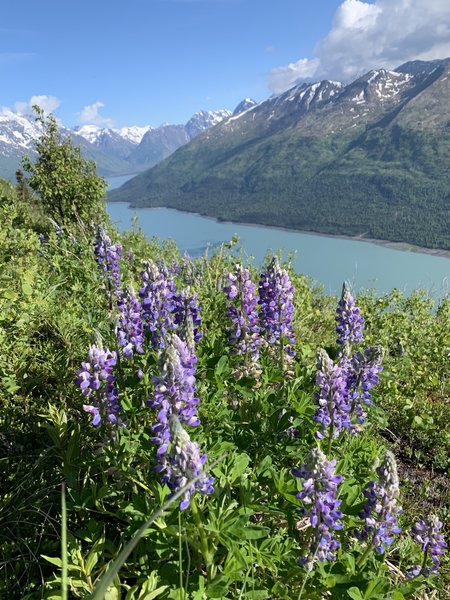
[109,58,450,251]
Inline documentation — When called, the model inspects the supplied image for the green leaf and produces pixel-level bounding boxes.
[104,577,121,600]
[239,525,270,540]
[206,576,230,598]
[85,548,100,575]
[230,453,250,482]
[363,577,388,599]
[347,588,364,600]
[139,586,170,600]
[215,355,229,377]
[2,290,17,300]
[41,555,63,568]
[21,282,33,296]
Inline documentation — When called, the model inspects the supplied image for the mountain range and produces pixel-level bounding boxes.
[0,108,232,180]
[109,58,450,251]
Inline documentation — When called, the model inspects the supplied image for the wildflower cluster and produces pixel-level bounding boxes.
[140,260,177,349]
[224,264,260,375]
[345,345,383,427]
[313,284,383,440]
[116,287,145,359]
[149,335,213,508]
[313,349,351,441]
[336,281,364,348]
[359,450,402,554]
[94,225,123,297]
[407,515,447,577]
[74,345,122,428]
[292,447,343,571]
[165,414,215,510]
[223,258,296,377]
[258,257,296,360]
[173,289,202,350]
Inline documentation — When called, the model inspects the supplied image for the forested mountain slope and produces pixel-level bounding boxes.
[109,58,450,250]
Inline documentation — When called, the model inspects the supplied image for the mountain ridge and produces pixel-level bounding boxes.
[0,108,234,180]
[109,57,450,251]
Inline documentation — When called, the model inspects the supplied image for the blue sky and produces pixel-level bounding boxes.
[2,0,450,128]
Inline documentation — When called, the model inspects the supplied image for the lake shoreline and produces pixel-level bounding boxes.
[109,201,450,261]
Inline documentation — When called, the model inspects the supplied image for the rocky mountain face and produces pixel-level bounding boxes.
[0,109,232,180]
[185,110,232,139]
[109,58,450,251]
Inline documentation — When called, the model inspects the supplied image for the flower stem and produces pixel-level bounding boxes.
[190,496,216,582]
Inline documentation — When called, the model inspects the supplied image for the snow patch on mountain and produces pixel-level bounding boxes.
[74,124,151,146]
[185,110,232,139]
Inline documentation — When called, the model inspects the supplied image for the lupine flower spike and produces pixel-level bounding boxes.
[173,289,202,351]
[258,257,296,370]
[148,335,213,508]
[94,226,123,299]
[292,447,343,572]
[345,346,383,430]
[224,264,261,378]
[336,282,364,354]
[314,348,351,446]
[359,450,402,554]
[74,345,122,428]
[140,259,177,349]
[165,414,215,510]
[407,515,447,578]
[116,286,145,359]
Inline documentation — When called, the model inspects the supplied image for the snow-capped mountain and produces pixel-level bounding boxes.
[232,98,257,115]
[72,125,149,161]
[0,109,43,157]
[185,110,232,139]
[0,107,231,180]
[74,124,151,146]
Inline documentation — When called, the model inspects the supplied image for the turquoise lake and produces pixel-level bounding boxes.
[107,176,450,298]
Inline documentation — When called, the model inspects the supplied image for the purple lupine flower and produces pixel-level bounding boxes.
[359,450,402,554]
[345,346,383,429]
[224,264,260,376]
[336,282,364,348]
[407,515,447,578]
[179,254,197,286]
[74,345,122,427]
[258,257,296,360]
[162,414,214,510]
[313,349,351,441]
[292,447,343,571]
[173,289,202,350]
[149,335,200,456]
[94,226,123,297]
[139,260,177,349]
[116,287,145,359]
[148,335,213,508]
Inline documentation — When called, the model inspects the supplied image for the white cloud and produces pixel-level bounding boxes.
[79,101,114,127]
[269,0,450,93]
[13,94,61,115]
[268,58,320,94]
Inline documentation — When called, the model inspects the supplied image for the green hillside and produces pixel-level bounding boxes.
[110,59,450,250]
[110,124,450,249]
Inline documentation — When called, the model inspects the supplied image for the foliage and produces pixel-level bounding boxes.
[1,173,449,599]
[22,106,107,229]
